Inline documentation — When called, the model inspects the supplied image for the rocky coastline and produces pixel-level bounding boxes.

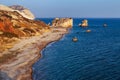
[0,27,71,80]
[0,4,73,80]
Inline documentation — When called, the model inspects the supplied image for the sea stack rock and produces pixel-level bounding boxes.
[80,19,88,27]
[0,4,35,19]
[52,18,73,28]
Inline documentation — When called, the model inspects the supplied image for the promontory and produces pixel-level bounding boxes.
[0,4,73,80]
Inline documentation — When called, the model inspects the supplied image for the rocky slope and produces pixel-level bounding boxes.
[0,9,50,55]
[0,4,35,19]
[0,5,73,80]
[0,8,50,80]
[9,5,35,19]
[0,4,13,11]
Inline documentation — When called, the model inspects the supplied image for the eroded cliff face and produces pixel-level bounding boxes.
[0,5,73,80]
[0,10,49,37]
[52,18,73,28]
[0,8,50,80]
[0,5,13,11]
[9,5,35,20]
[0,4,35,19]
[0,10,50,54]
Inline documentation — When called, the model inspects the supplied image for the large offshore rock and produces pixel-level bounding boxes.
[52,18,73,28]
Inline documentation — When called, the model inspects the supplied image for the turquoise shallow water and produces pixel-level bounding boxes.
[33,18,120,80]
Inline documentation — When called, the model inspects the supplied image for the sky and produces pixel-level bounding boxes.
[0,0,120,18]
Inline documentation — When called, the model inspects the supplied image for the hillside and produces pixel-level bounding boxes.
[0,10,50,53]
[0,4,35,19]
[0,4,73,80]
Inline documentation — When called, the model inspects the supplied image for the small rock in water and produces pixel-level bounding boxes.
[72,37,78,42]
[79,19,88,27]
[86,30,91,33]
[103,24,107,27]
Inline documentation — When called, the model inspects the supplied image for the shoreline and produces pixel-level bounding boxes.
[0,27,70,80]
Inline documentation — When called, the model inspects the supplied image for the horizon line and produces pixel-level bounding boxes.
[36,17,120,19]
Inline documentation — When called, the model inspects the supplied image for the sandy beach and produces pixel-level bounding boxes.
[0,27,69,80]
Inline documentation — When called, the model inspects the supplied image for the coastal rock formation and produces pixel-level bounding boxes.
[9,5,35,19]
[0,4,50,58]
[79,19,88,27]
[0,4,35,19]
[0,8,50,80]
[0,10,49,38]
[0,9,50,56]
[86,29,91,33]
[0,5,72,80]
[0,5,13,11]
[52,18,73,28]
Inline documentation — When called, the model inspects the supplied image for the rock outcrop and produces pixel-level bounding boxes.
[0,5,72,80]
[52,18,73,28]
[0,5,50,80]
[0,4,35,19]
[0,10,49,38]
[0,5,13,11]
[79,19,88,27]
[9,5,35,19]
[0,9,50,53]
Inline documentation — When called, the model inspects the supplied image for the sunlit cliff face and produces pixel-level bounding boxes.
[0,16,14,33]
[0,10,50,37]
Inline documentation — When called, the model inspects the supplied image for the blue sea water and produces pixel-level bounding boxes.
[33,18,120,80]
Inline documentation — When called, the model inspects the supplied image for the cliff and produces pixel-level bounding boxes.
[0,4,35,19]
[0,10,49,37]
[9,5,35,19]
[0,5,72,80]
[0,8,50,80]
[52,18,73,28]
[0,9,50,54]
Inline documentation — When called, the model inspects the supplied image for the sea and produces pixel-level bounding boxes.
[33,18,120,80]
